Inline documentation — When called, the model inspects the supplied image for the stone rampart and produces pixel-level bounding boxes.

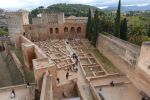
[96,34,150,96]
[97,34,140,69]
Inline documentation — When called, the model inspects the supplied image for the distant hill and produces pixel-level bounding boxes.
[47,4,100,16]
[0,8,5,14]
[29,3,102,23]
[104,4,150,12]
[30,3,100,18]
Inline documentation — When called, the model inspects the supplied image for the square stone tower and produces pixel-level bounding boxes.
[5,9,29,42]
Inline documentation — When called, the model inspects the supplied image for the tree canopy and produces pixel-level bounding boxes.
[29,4,101,23]
[120,18,128,40]
[114,0,121,37]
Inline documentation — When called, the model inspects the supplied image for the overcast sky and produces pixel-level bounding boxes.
[0,0,150,10]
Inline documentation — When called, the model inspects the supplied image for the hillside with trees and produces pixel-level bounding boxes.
[86,0,150,46]
[29,3,100,23]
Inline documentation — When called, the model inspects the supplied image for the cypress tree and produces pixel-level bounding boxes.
[86,9,92,40]
[114,0,121,37]
[120,18,127,40]
[92,9,99,47]
[148,24,150,37]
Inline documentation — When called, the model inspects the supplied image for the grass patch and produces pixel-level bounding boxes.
[15,48,35,83]
[6,42,35,83]
[23,66,35,83]
[92,49,120,74]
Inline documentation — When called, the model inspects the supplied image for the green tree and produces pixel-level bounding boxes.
[120,18,127,40]
[128,26,144,45]
[86,9,92,39]
[148,24,150,37]
[92,9,99,47]
[114,0,121,37]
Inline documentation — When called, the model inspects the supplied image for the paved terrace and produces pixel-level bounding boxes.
[0,84,35,100]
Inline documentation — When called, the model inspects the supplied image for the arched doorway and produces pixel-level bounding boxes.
[55,28,59,34]
[70,27,75,33]
[77,27,81,33]
[64,27,68,33]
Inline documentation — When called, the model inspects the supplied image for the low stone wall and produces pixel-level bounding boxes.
[76,81,88,100]
[0,83,36,100]
[97,34,140,70]
[16,35,47,69]
[90,85,101,100]
[96,34,150,97]
[40,73,53,100]
[10,51,26,83]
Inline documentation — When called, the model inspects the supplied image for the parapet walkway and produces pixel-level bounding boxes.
[0,84,34,100]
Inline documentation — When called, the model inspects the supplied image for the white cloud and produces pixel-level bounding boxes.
[123,3,150,7]
[0,0,149,10]
[98,6,109,9]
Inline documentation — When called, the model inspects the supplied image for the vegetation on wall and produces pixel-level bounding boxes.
[0,28,8,36]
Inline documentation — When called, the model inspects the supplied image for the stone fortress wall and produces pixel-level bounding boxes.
[97,34,141,68]
[5,10,29,41]
[24,13,87,40]
[96,34,150,96]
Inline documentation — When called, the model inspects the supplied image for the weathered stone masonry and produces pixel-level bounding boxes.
[96,34,150,96]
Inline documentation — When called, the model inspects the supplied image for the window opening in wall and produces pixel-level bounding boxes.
[77,27,81,33]
[50,28,53,34]
[64,27,68,33]
[70,27,75,33]
[55,28,59,34]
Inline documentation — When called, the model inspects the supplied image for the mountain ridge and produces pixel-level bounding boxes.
[103,4,150,12]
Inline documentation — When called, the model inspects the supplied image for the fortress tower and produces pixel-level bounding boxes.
[5,9,29,41]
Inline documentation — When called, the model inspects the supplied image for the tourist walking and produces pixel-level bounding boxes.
[75,58,79,66]
[57,78,60,84]
[110,81,115,87]
[11,89,15,98]
[26,81,30,88]
[66,71,69,79]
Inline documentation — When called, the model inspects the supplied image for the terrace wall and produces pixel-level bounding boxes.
[15,35,57,93]
[97,34,140,71]
[96,34,150,96]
